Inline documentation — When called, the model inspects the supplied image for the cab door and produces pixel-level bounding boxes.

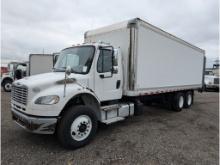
[94,47,122,101]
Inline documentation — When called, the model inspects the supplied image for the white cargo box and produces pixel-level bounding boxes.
[85,18,205,96]
[29,54,55,76]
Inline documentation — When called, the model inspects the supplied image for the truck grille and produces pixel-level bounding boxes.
[11,84,28,105]
[214,78,219,85]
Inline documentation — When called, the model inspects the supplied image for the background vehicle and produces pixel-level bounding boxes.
[1,53,59,92]
[204,61,219,91]
[0,66,8,77]
[11,18,205,149]
[1,61,28,92]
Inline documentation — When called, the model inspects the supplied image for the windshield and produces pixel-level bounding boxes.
[16,64,27,71]
[54,46,95,74]
[8,64,14,72]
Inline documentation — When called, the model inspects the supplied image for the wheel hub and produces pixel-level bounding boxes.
[179,96,184,108]
[70,115,92,141]
[5,83,12,90]
[78,123,87,132]
[187,94,192,105]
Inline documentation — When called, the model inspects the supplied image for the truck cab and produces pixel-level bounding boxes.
[204,69,219,91]
[11,43,133,149]
[53,43,123,101]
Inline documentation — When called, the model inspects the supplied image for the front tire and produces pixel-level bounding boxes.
[57,105,98,149]
[2,79,12,92]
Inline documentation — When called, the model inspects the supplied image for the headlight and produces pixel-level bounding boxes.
[35,95,60,105]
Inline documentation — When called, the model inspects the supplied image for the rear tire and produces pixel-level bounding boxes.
[57,105,98,149]
[183,91,193,108]
[172,92,185,112]
[2,79,12,92]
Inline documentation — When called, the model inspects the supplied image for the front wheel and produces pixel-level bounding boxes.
[2,79,12,92]
[57,105,98,149]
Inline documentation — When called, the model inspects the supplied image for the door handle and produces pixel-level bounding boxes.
[100,74,104,79]
[116,80,121,89]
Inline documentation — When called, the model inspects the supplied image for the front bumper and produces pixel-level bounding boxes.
[206,84,219,89]
[11,109,58,134]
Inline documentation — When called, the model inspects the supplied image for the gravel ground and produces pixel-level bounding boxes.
[1,91,219,165]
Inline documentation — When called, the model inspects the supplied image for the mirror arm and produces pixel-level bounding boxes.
[64,73,67,97]
[64,66,71,97]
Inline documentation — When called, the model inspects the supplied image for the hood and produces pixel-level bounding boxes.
[13,72,89,89]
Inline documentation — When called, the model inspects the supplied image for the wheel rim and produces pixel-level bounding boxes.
[5,83,12,91]
[70,115,92,141]
[178,96,184,108]
[187,94,192,106]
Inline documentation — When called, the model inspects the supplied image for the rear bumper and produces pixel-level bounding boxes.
[11,109,58,134]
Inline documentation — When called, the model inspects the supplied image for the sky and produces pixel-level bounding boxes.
[1,0,219,67]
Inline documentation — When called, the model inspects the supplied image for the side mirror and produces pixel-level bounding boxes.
[64,66,71,97]
[112,51,118,74]
[65,66,71,76]
[112,66,118,74]
[113,54,118,66]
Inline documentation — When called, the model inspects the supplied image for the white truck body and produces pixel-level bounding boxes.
[85,18,205,96]
[10,18,206,149]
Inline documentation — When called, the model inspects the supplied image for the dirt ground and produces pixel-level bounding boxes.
[1,91,219,165]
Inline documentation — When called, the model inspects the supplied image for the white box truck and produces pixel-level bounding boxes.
[10,18,205,149]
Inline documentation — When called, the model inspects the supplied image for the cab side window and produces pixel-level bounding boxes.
[97,49,113,73]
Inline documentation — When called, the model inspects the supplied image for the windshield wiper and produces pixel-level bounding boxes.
[53,67,81,74]
[53,67,66,72]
